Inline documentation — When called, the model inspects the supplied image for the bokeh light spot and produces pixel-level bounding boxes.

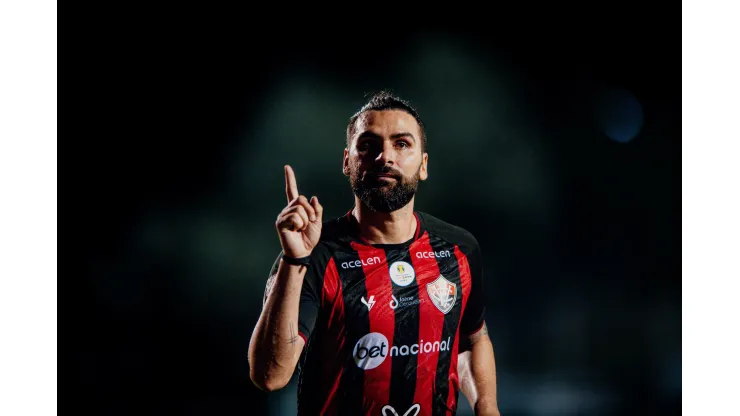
[596,88,644,143]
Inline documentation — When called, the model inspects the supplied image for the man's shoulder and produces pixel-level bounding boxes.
[316,215,349,244]
[417,211,480,253]
[305,215,351,260]
[312,211,482,251]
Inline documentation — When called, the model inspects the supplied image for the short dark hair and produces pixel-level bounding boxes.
[346,90,427,152]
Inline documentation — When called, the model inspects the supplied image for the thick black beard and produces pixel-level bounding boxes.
[350,166,419,213]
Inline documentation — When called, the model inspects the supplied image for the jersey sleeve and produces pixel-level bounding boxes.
[264,251,323,343]
[459,238,486,338]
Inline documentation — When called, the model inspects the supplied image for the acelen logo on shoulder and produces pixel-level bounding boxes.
[352,332,452,370]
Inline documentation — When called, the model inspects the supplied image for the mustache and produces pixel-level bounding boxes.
[365,165,402,178]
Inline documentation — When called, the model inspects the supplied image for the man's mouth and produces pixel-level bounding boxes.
[369,173,398,181]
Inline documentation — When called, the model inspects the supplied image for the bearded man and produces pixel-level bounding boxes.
[248,91,500,416]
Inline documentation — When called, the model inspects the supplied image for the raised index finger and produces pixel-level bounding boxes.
[285,165,299,203]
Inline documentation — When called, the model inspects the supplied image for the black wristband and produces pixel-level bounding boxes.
[281,253,312,266]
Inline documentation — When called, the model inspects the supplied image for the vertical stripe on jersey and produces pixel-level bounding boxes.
[409,232,447,413]
[446,245,473,412]
[428,234,464,415]
[385,245,421,413]
[319,258,345,415]
[351,241,394,414]
[298,258,344,415]
[334,248,371,415]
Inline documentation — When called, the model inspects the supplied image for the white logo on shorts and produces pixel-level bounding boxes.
[382,403,421,416]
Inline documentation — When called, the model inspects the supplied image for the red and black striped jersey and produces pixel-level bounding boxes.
[265,210,487,416]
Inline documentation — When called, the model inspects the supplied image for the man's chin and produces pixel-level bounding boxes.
[361,191,415,212]
[366,178,397,187]
[362,200,397,213]
[370,184,395,191]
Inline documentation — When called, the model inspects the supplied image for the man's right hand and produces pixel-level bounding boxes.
[275,165,323,259]
[251,164,319,392]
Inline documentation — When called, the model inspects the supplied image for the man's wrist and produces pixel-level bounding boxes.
[474,399,500,416]
[281,253,312,266]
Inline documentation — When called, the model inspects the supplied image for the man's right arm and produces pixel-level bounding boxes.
[248,165,323,392]
[248,257,307,392]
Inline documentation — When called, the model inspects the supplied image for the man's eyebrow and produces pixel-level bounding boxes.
[357,131,382,140]
[356,131,416,142]
[391,132,416,142]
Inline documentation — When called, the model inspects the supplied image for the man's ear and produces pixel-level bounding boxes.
[419,152,429,181]
[343,148,350,176]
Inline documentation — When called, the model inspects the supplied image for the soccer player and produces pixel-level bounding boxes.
[248,91,500,415]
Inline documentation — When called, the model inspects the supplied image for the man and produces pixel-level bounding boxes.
[248,91,500,415]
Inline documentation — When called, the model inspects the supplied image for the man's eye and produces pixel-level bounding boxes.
[397,141,409,148]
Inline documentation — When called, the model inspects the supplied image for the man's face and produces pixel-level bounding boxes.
[344,109,429,212]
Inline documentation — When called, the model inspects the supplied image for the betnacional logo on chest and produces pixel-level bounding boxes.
[389,261,416,286]
[353,332,452,371]
[426,275,457,314]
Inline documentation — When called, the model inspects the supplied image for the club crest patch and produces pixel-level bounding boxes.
[426,275,457,314]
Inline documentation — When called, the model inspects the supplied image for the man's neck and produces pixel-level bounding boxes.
[352,198,417,245]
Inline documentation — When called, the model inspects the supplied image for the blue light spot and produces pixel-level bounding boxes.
[596,88,644,143]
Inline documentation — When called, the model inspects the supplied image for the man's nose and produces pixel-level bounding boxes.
[374,142,395,165]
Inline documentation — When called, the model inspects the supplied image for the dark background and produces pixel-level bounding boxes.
[64,10,680,416]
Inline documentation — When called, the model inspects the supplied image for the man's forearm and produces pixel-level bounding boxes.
[470,336,498,415]
[248,260,306,391]
[458,323,499,415]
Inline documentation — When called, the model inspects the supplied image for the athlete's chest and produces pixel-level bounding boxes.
[326,244,465,328]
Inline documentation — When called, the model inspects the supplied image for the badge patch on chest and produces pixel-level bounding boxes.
[389,260,415,287]
[426,275,457,314]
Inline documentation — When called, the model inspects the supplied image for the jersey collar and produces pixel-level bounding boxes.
[342,208,425,248]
